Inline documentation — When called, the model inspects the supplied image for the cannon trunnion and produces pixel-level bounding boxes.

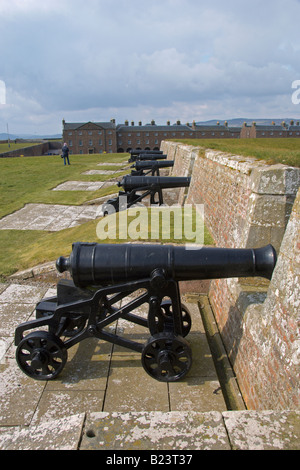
[15,242,276,383]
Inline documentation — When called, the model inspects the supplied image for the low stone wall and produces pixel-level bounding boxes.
[161,140,300,410]
[0,141,61,158]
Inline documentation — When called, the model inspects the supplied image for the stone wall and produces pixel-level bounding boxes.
[161,140,300,410]
[0,141,61,158]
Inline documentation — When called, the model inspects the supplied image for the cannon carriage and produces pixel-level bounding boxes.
[15,242,276,383]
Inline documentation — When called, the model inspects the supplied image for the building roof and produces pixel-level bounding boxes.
[116,123,192,133]
[63,121,116,130]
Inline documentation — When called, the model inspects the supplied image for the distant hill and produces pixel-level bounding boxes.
[195,118,299,127]
[0,133,62,140]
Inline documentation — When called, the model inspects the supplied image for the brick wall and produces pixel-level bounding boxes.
[161,141,300,410]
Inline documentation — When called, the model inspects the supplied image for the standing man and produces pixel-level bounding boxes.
[61,142,70,165]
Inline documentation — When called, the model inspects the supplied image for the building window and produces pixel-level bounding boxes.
[137,140,140,145]
[109,139,112,146]
[88,131,92,135]
[108,131,112,135]
[98,131,102,135]
[155,139,158,144]
[118,141,122,146]
[68,131,72,136]
[79,140,83,146]
[128,140,131,145]
[99,139,102,145]
[146,139,149,144]
[89,140,93,146]
[69,140,72,146]
[79,131,82,135]
[137,132,140,137]
[128,133,131,137]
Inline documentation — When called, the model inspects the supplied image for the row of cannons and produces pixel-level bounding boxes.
[102,149,189,215]
[14,150,277,383]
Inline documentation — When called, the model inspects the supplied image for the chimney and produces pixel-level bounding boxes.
[139,121,142,126]
[151,120,155,125]
[131,121,134,126]
[192,120,196,130]
[125,120,129,126]
[167,120,170,126]
[176,120,181,125]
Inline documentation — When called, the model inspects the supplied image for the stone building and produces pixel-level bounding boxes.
[62,118,300,155]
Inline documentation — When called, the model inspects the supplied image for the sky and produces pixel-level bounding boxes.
[0,0,300,136]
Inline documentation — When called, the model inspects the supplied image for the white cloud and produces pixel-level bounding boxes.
[1,0,300,134]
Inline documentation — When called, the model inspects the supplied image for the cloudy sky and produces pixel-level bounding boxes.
[1,0,300,135]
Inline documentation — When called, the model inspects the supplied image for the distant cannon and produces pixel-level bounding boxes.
[128,151,166,163]
[101,175,191,215]
[15,242,277,382]
[131,160,174,176]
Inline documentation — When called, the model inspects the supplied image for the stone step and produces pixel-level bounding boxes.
[0,410,299,450]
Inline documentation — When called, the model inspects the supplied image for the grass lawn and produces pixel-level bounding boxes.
[0,142,43,154]
[0,153,129,219]
[173,138,300,167]
[0,152,213,278]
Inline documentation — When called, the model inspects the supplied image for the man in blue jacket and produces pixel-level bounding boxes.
[61,142,70,165]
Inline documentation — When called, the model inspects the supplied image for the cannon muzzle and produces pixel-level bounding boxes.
[117,175,190,191]
[56,242,277,288]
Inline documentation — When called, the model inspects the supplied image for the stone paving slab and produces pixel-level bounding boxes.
[0,414,85,450]
[52,180,117,191]
[82,170,118,175]
[0,282,299,450]
[0,203,100,231]
[81,411,231,450]
[222,410,300,450]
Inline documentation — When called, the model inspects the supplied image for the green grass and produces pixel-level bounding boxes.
[173,138,300,167]
[0,142,43,154]
[0,153,129,218]
[0,152,213,278]
[0,207,214,278]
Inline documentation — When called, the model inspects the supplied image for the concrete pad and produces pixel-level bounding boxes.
[169,377,227,412]
[0,360,45,426]
[31,390,105,424]
[52,181,105,191]
[0,413,85,450]
[81,411,230,450]
[104,362,170,412]
[0,283,47,304]
[223,410,300,450]
[82,170,117,175]
[97,162,127,167]
[0,203,99,231]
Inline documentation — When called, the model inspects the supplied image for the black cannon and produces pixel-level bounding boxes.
[102,175,191,215]
[129,152,166,163]
[14,242,277,383]
[131,160,174,176]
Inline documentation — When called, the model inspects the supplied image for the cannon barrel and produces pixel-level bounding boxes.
[131,160,174,170]
[117,175,190,191]
[136,154,167,161]
[130,149,163,155]
[56,242,277,288]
